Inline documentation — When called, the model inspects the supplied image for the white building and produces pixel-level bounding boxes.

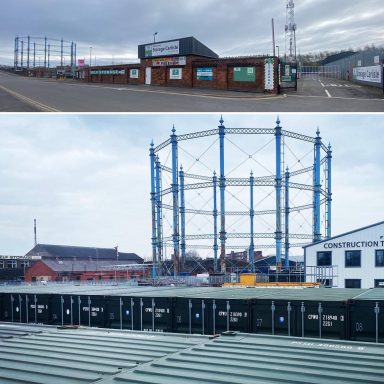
[304,221,384,289]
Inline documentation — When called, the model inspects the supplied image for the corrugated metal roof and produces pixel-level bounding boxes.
[100,333,384,384]
[0,324,209,384]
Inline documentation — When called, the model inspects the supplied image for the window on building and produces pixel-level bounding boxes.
[317,251,332,266]
[345,279,361,288]
[7,260,17,269]
[0,260,4,269]
[20,261,30,269]
[374,279,384,288]
[345,250,361,267]
[375,250,384,267]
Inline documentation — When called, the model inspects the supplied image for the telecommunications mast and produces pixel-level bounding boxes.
[285,0,297,63]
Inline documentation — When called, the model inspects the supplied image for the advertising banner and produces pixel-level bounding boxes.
[152,56,186,66]
[78,59,85,67]
[233,67,256,82]
[170,68,182,80]
[197,67,213,80]
[264,58,274,90]
[145,40,179,57]
[130,69,139,78]
[353,65,382,84]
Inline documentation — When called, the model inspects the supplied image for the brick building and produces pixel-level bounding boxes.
[75,36,278,93]
[23,244,143,282]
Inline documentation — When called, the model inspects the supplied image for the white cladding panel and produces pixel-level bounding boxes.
[305,222,384,288]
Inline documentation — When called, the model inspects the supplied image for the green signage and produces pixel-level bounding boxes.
[90,69,125,76]
[233,67,256,82]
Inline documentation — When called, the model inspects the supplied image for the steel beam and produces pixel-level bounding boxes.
[314,128,322,241]
[326,143,332,238]
[180,166,186,268]
[171,126,180,276]
[284,167,290,268]
[149,142,157,278]
[275,117,282,265]
[249,172,255,272]
[213,171,218,272]
[219,117,226,272]
[155,156,162,275]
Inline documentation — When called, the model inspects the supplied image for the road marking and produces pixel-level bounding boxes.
[325,89,332,98]
[0,85,60,112]
[319,80,325,87]
[287,94,384,102]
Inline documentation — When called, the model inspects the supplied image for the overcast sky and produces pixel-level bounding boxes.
[0,114,383,260]
[1,0,383,66]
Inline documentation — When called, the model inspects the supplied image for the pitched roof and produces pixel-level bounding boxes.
[39,258,140,273]
[25,244,143,262]
[303,220,384,248]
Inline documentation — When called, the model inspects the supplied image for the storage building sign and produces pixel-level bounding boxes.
[145,41,179,57]
[264,58,274,90]
[152,56,186,67]
[130,69,139,78]
[233,67,255,82]
[353,65,382,84]
[170,68,182,80]
[90,69,125,75]
[197,67,213,80]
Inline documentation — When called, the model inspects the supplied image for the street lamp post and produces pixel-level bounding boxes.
[153,32,158,43]
[89,46,92,66]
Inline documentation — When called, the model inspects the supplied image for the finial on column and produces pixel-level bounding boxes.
[276,116,281,127]
[172,124,176,134]
[219,115,224,125]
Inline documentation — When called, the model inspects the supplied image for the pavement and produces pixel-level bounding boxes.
[0,70,383,112]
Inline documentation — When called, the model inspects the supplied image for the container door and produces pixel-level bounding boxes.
[145,67,151,85]
[349,301,383,343]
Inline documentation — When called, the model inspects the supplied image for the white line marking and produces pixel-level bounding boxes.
[0,85,60,111]
[325,89,332,98]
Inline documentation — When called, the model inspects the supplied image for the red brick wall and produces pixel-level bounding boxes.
[79,56,279,93]
[25,261,57,282]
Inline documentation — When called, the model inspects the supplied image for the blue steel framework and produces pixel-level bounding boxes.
[14,36,77,70]
[150,118,332,276]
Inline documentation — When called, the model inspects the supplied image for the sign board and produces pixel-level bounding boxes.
[130,69,139,78]
[145,40,179,57]
[353,65,382,84]
[281,76,292,82]
[197,67,213,81]
[233,67,256,82]
[374,55,380,64]
[170,68,182,80]
[78,59,85,67]
[264,58,274,90]
[152,56,186,66]
[90,69,125,75]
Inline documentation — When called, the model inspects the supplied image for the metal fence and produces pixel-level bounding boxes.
[324,48,384,89]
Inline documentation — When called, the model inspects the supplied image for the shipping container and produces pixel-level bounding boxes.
[349,289,384,343]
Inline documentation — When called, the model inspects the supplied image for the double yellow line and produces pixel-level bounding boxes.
[0,85,60,112]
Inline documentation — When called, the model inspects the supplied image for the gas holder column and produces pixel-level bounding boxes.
[179,166,186,269]
[171,126,180,276]
[313,128,322,242]
[249,172,255,272]
[219,117,227,273]
[155,156,163,275]
[213,171,218,272]
[149,141,157,278]
[275,117,283,266]
[284,167,290,268]
[326,143,332,238]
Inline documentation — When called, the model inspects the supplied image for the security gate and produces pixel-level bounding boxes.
[279,61,297,92]
[299,65,341,80]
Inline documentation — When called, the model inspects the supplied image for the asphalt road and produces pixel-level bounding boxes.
[0,70,383,112]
